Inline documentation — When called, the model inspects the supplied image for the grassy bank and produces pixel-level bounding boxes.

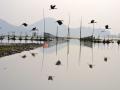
[0,43,42,58]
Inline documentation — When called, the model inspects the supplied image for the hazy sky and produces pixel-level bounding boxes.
[0,0,120,34]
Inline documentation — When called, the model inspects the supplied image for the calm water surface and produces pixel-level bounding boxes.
[0,40,120,90]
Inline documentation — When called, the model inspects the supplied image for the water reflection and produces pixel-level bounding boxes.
[66,39,70,71]
[0,39,120,90]
[78,40,82,66]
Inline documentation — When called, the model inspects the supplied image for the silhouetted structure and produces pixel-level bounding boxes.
[31,36,34,42]
[43,9,46,40]
[25,34,28,42]
[19,32,23,42]
[80,17,82,39]
[11,32,16,42]
[7,33,10,43]
[19,36,22,42]
[67,14,71,39]
[0,34,4,43]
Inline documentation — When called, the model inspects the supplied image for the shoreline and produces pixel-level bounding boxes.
[0,43,42,58]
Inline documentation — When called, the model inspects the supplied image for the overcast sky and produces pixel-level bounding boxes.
[0,0,120,34]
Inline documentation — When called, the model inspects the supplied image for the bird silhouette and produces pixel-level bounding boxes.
[105,25,111,29]
[50,5,57,10]
[32,27,38,31]
[104,57,108,62]
[56,20,63,25]
[30,52,37,57]
[56,60,61,65]
[48,76,54,81]
[88,64,95,69]
[22,23,28,27]
[90,20,97,24]
[117,40,120,45]
[21,55,27,59]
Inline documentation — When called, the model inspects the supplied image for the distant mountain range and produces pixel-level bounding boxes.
[0,17,110,38]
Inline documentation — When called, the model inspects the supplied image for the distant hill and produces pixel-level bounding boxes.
[0,17,110,38]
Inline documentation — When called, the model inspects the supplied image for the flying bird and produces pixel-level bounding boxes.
[56,20,63,25]
[105,25,111,29]
[90,20,97,24]
[31,27,38,31]
[50,5,57,10]
[22,23,28,27]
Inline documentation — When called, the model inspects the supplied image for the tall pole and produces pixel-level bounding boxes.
[66,14,70,71]
[56,26,58,39]
[92,23,95,37]
[41,8,45,72]
[43,8,46,40]
[8,32,10,43]
[56,26,58,56]
[67,14,70,39]
[80,17,82,40]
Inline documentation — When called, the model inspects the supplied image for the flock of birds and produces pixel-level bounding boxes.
[0,4,114,81]
[0,3,115,45]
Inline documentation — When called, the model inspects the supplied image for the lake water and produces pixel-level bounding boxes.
[0,39,120,90]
